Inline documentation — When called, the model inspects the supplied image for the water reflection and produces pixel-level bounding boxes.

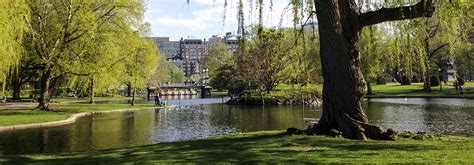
[0,98,472,155]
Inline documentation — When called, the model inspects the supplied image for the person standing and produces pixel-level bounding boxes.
[1,96,6,105]
[155,91,161,106]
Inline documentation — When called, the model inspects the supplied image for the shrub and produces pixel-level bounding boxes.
[412,76,420,83]
[457,76,465,86]
[400,75,411,85]
[430,76,440,86]
[376,76,386,85]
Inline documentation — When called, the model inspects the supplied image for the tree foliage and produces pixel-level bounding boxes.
[0,0,165,108]
[0,0,28,95]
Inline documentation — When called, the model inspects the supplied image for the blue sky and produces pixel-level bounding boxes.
[144,0,293,40]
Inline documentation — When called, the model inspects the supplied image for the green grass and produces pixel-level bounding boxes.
[371,82,474,97]
[1,131,472,163]
[50,96,132,103]
[0,102,158,126]
[210,90,228,97]
[272,83,322,96]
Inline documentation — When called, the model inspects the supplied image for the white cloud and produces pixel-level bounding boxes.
[194,0,219,6]
[145,0,307,38]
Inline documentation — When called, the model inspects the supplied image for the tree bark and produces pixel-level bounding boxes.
[423,60,432,91]
[127,82,132,97]
[12,78,22,101]
[310,0,434,140]
[147,87,151,101]
[89,77,95,104]
[37,69,52,111]
[131,86,136,106]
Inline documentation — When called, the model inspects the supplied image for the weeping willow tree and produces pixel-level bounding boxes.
[0,0,28,96]
[407,1,471,91]
[360,25,386,95]
[191,0,469,140]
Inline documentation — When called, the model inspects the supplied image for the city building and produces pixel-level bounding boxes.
[146,32,240,78]
[181,38,208,77]
[223,32,239,52]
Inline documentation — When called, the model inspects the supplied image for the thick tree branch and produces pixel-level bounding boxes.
[428,43,449,59]
[359,0,435,28]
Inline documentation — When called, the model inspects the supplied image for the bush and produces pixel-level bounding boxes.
[412,76,420,83]
[375,76,386,85]
[430,76,440,86]
[457,77,465,86]
[400,75,411,85]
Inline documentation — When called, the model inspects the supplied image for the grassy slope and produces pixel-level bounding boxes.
[0,99,157,126]
[371,82,474,97]
[1,131,472,164]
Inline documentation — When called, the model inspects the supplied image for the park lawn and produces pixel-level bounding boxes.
[51,96,132,103]
[271,84,322,98]
[1,131,473,164]
[0,103,158,127]
[210,90,228,97]
[370,82,474,97]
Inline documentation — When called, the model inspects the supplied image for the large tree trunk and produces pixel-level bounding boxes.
[127,82,132,97]
[310,0,434,140]
[37,69,65,111]
[423,61,432,92]
[12,85,21,101]
[37,69,52,111]
[12,78,22,101]
[311,1,374,140]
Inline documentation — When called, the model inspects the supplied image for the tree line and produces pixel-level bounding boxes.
[0,0,179,110]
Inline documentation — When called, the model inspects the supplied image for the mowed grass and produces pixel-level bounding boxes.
[1,131,472,164]
[50,96,132,103]
[0,101,158,126]
[370,82,474,97]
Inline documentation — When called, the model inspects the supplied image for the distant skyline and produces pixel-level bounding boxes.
[144,0,296,41]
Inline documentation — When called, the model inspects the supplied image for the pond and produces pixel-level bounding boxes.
[0,98,472,155]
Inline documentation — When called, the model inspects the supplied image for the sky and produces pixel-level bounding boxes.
[144,0,295,41]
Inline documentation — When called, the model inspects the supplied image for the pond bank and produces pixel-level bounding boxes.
[1,131,472,163]
[0,106,169,132]
[226,95,322,106]
[0,100,166,129]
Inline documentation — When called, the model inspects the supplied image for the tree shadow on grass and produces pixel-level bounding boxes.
[0,133,450,164]
[0,133,289,164]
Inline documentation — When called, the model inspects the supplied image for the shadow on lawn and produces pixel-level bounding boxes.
[0,132,444,164]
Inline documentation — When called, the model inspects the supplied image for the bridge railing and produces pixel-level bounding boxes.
[160,83,195,88]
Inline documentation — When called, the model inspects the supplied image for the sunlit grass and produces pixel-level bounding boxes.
[0,102,159,126]
[371,82,474,97]
[1,131,472,163]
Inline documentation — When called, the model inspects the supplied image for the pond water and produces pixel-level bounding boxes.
[0,98,472,155]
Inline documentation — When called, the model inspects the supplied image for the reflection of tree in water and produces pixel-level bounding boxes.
[365,98,474,136]
[365,99,429,134]
[422,102,472,136]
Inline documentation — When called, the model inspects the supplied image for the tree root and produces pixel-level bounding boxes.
[288,115,397,141]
